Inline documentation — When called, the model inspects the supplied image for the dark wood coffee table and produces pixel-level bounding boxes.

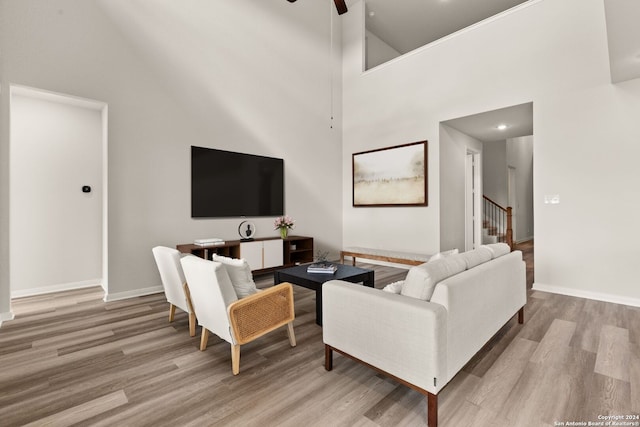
[274,264,374,326]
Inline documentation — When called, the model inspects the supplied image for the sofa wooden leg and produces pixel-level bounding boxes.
[427,392,438,427]
[518,307,525,324]
[325,345,333,371]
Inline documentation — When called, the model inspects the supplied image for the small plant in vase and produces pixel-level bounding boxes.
[274,215,295,239]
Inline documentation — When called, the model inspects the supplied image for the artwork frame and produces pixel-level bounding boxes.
[352,141,428,207]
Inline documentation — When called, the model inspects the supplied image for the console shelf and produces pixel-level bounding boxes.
[176,241,241,260]
[177,235,313,274]
[283,236,314,267]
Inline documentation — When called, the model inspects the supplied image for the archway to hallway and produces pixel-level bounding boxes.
[439,102,534,271]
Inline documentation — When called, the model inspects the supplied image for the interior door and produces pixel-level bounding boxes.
[508,166,517,242]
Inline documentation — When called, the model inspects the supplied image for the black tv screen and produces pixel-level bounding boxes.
[191,146,284,218]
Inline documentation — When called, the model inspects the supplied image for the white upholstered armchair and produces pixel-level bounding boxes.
[180,255,296,375]
[152,246,196,336]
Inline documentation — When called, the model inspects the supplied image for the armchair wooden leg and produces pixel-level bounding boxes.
[199,329,210,351]
[168,304,176,323]
[324,345,333,371]
[287,322,297,347]
[188,313,196,337]
[518,307,525,324]
[427,392,438,427]
[231,344,241,375]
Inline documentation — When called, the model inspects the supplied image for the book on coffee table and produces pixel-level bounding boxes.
[307,262,337,274]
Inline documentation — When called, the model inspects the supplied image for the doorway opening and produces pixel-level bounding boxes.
[9,85,108,300]
[508,166,517,242]
[465,150,481,251]
[440,102,533,253]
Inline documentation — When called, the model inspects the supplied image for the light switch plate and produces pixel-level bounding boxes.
[544,194,560,204]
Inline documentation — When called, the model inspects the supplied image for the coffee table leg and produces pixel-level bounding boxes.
[315,288,323,326]
[365,271,375,287]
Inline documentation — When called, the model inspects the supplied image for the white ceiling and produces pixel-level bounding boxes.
[442,103,533,143]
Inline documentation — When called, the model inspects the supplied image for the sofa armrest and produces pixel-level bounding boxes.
[430,250,526,380]
[322,280,448,394]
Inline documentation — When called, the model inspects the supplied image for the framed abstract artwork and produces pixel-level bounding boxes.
[352,141,427,207]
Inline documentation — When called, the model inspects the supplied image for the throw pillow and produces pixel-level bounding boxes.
[482,243,511,259]
[427,248,459,263]
[382,281,404,294]
[211,254,257,298]
[401,255,466,301]
[458,247,492,269]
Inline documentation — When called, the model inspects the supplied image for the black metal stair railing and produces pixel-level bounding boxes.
[482,196,513,250]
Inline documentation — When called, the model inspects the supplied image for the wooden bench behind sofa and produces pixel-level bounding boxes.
[340,247,431,266]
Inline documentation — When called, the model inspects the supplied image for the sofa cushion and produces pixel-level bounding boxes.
[482,243,511,259]
[382,281,404,294]
[427,248,459,263]
[401,255,466,301]
[458,247,492,269]
[211,254,257,298]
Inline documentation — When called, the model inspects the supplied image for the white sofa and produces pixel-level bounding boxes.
[322,244,526,427]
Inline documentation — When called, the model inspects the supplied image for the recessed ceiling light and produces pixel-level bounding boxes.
[497,124,508,131]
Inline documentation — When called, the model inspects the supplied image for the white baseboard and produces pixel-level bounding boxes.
[533,282,640,308]
[104,285,164,302]
[11,279,103,299]
[0,310,15,327]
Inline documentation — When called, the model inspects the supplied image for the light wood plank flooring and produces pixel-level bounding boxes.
[1,256,638,426]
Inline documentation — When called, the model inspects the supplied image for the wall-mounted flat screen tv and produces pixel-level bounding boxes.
[191,146,284,218]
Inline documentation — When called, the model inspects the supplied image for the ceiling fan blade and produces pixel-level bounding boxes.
[286,0,347,14]
[334,0,348,15]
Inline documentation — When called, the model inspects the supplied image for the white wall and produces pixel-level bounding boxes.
[366,30,401,70]
[10,90,103,296]
[439,124,482,252]
[0,0,343,306]
[506,135,534,241]
[482,141,508,206]
[342,0,640,305]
